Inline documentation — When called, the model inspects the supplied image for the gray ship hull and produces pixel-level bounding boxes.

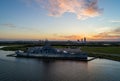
[16,53,88,61]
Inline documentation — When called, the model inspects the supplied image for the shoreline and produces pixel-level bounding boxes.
[0,46,120,62]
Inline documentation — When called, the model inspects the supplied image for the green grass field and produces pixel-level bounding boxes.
[0,45,27,51]
[81,46,120,61]
[81,46,120,54]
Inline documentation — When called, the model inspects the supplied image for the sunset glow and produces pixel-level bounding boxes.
[0,0,120,41]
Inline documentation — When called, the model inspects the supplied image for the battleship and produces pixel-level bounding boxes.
[15,40,88,60]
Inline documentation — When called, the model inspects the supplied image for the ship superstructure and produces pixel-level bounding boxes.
[15,40,87,60]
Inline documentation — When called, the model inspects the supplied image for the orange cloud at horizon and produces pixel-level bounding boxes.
[0,27,120,41]
[51,27,120,41]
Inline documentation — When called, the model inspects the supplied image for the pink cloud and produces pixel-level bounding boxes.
[26,0,103,20]
[92,27,120,40]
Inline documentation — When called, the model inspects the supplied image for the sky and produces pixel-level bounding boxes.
[0,0,120,41]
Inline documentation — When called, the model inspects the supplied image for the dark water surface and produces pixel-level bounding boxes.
[0,46,120,81]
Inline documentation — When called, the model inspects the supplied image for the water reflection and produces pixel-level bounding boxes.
[0,47,120,81]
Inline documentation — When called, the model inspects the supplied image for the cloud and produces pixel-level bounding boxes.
[92,27,120,40]
[58,35,82,39]
[26,0,103,20]
[0,23,16,28]
[58,28,120,41]
[110,20,120,23]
